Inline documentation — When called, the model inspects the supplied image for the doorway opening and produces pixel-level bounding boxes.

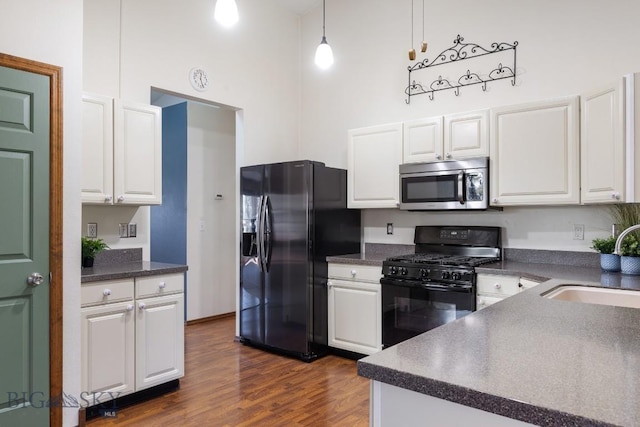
[150,88,242,325]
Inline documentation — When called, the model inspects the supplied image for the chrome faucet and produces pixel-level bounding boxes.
[614,224,640,255]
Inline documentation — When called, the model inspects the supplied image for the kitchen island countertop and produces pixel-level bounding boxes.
[357,274,640,426]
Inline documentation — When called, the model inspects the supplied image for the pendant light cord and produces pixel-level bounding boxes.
[411,0,414,47]
[422,0,424,41]
[322,0,326,38]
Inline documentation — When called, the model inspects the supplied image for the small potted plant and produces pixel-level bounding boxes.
[81,237,108,268]
[620,233,640,275]
[591,236,620,272]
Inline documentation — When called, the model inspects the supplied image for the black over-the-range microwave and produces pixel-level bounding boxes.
[399,157,490,211]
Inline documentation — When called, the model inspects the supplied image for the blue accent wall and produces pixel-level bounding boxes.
[151,102,188,266]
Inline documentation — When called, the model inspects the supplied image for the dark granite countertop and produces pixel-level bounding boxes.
[80,248,188,283]
[81,261,188,283]
[358,277,640,426]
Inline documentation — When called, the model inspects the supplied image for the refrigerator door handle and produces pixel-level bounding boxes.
[263,195,272,272]
[256,195,265,272]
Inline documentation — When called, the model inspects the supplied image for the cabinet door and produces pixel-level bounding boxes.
[135,293,184,391]
[581,79,625,204]
[444,109,489,160]
[81,301,135,404]
[114,100,162,205]
[348,123,403,208]
[403,116,443,163]
[490,96,580,206]
[328,279,381,355]
[81,93,114,204]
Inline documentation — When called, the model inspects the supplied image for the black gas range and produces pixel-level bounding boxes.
[381,226,501,348]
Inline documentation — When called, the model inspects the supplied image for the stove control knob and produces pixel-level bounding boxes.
[451,272,461,281]
[390,266,397,275]
[420,269,428,278]
[441,271,450,280]
[401,268,408,275]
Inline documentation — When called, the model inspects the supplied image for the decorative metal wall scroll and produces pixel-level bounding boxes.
[405,35,518,103]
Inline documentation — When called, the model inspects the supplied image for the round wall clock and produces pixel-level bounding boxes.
[189,67,209,91]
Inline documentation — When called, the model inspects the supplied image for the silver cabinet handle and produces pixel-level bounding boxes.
[105,194,113,202]
[27,272,44,287]
[158,281,166,289]
[126,304,134,312]
[435,154,442,160]
[611,192,621,200]
[103,289,112,296]
[350,269,357,277]
[494,283,501,289]
[117,195,125,202]
[327,281,333,288]
[446,153,452,159]
[138,302,146,310]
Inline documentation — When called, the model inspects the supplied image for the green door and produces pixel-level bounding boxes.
[0,65,50,425]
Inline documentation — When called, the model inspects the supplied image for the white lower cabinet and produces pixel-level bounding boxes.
[81,299,135,404]
[135,293,184,391]
[476,274,540,310]
[81,273,185,405]
[328,264,382,355]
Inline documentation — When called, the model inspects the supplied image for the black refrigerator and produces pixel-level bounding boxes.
[240,160,361,361]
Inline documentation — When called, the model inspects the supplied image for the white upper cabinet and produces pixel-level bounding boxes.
[403,116,443,163]
[82,94,162,205]
[348,123,403,208]
[403,110,488,164]
[580,79,625,204]
[444,109,489,160]
[490,96,580,206]
[81,93,114,203]
[581,73,640,204]
[114,100,163,205]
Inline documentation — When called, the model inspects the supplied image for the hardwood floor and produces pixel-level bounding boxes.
[87,316,370,426]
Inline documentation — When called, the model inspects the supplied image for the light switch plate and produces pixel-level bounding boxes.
[119,223,129,238]
[128,223,137,238]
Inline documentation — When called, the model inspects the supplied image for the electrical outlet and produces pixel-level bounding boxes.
[119,223,129,238]
[87,223,98,238]
[387,223,393,235]
[128,223,137,238]
[573,224,585,240]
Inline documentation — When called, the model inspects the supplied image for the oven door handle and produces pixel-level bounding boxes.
[457,171,465,205]
[421,283,473,293]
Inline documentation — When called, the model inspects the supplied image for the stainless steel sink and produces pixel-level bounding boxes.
[543,285,640,309]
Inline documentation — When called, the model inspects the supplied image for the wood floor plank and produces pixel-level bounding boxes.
[87,316,369,426]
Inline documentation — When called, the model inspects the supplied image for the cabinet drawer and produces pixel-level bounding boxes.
[81,279,134,307]
[328,263,382,283]
[476,274,520,297]
[476,295,503,310]
[136,273,184,298]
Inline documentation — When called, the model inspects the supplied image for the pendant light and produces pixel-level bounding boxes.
[214,0,239,27]
[315,0,334,69]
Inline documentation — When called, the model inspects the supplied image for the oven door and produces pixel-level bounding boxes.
[399,170,464,210]
[381,278,475,349]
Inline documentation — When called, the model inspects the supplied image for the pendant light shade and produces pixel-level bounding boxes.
[315,0,334,69]
[315,37,334,69]
[214,0,239,27]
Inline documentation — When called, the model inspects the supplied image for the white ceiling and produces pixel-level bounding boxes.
[275,0,322,15]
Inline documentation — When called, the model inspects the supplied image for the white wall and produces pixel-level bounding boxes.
[298,0,640,251]
[187,102,237,320]
[118,0,302,165]
[0,1,83,426]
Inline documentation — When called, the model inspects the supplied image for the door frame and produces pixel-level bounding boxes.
[0,53,63,427]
